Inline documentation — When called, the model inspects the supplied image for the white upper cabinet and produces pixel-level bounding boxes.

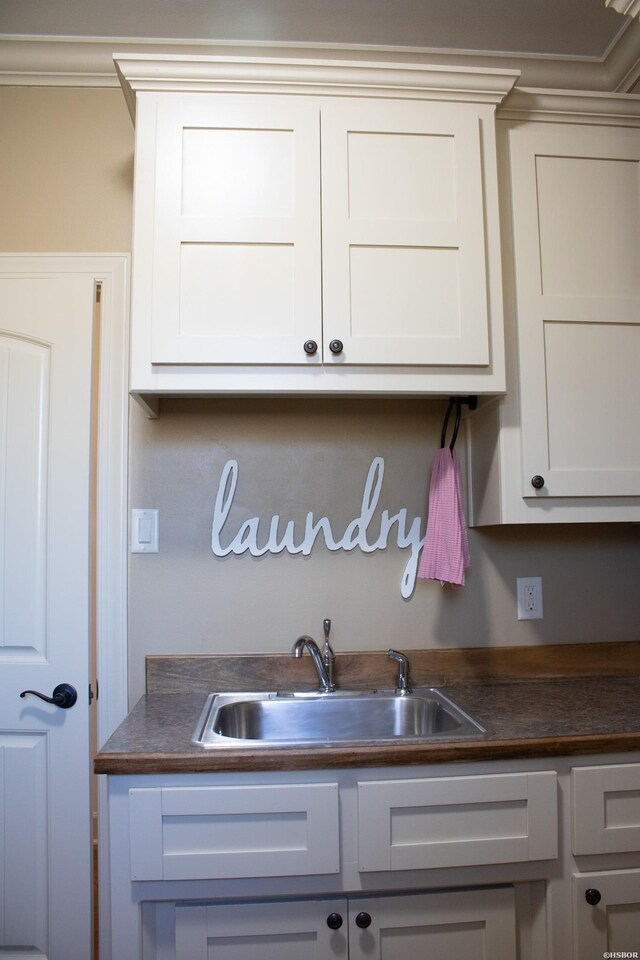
[510,121,640,499]
[116,55,517,404]
[467,91,640,524]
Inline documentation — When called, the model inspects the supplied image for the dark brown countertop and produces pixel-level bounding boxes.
[94,675,640,774]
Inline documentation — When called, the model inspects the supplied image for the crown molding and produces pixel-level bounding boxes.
[606,0,640,18]
[1,33,640,94]
[602,14,640,88]
[498,85,640,124]
[113,53,519,118]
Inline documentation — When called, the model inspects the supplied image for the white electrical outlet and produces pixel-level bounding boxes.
[517,577,543,620]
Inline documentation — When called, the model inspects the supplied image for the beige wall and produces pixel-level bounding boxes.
[0,87,133,252]
[3,88,638,706]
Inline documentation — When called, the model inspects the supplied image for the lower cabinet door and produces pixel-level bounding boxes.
[174,899,348,959]
[573,869,640,960]
[348,887,517,960]
[175,887,516,960]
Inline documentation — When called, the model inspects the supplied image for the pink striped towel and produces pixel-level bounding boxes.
[417,447,470,586]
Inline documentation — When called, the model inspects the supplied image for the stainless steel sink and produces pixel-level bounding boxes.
[192,688,486,748]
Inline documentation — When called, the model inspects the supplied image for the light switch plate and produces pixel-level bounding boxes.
[131,508,159,553]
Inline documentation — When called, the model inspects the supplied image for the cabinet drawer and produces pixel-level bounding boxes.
[357,771,557,871]
[572,763,640,855]
[128,782,339,880]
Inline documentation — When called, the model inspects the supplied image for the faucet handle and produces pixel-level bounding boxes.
[322,619,335,690]
[322,619,334,658]
[388,648,411,695]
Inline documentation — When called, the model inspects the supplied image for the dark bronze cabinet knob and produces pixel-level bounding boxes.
[355,911,372,929]
[585,888,602,905]
[326,913,343,930]
[329,339,344,355]
[303,340,318,355]
[531,475,545,490]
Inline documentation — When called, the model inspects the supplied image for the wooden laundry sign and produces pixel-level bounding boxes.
[211,457,425,598]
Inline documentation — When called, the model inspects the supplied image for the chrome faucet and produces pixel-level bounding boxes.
[388,648,411,695]
[292,620,336,693]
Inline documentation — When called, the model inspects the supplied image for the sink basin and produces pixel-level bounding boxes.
[192,688,486,748]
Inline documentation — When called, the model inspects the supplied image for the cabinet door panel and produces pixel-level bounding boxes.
[321,99,490,366]
[573,870,640,960]
[509,123,640,497]
[536,153,640,305]
[175,900,348,959]
[148,95,322,365]
[349,888,516,960]
[545,323,640,475]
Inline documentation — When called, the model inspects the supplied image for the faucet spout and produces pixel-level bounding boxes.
[292,635,335,693]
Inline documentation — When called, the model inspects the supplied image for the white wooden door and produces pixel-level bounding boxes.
[0,270,94,958]
[175,899,348,959]
[321,99,490,366]
[348,888,517,960]
[509,122,640,497]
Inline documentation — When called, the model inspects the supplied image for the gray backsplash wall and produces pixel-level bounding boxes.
[128,396,640,704]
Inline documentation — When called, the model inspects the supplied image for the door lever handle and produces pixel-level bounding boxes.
[20,683,77,709]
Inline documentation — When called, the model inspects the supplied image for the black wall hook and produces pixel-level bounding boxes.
[440,396,478,451]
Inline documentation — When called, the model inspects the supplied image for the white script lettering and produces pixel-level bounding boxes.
[211,457,425,598]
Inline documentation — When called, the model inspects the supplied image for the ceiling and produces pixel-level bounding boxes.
[0,0,630,56]
[1,0,640,91]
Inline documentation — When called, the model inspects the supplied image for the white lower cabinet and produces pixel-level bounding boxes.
[570,763,640,959]
[103,753,640,960]
[174,887,516,960]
